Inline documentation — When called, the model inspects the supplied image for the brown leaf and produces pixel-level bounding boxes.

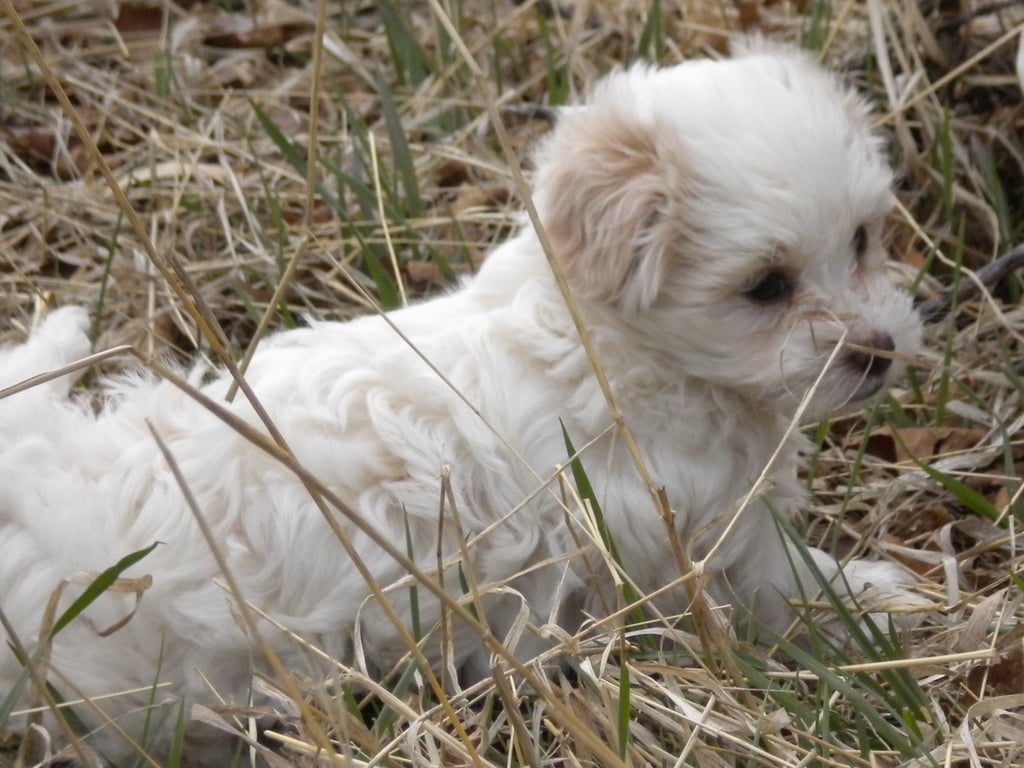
[405,260,446,286]
[966,645,1024,702]
[0,124,55,163]
[860,426,987,463]
[435,159,470,189]
[115,5,165,35]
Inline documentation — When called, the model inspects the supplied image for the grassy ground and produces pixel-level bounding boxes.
[1,0,1023,766]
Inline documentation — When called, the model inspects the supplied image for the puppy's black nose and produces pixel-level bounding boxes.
[847,332,895,376]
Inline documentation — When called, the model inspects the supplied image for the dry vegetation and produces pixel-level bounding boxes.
[1,0,1023,766]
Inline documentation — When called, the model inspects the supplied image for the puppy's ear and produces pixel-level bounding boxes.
[534,97,670,312]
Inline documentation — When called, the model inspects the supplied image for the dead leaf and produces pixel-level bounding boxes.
[966,645,1024,702]
[115,4,164,35]
[861,426,987,463]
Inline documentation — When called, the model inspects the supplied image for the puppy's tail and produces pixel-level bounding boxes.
[0,306,91,405]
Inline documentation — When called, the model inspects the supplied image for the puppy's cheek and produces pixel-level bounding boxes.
[705,334,805,401]
[777,341,833,401]
[770,325,860,415]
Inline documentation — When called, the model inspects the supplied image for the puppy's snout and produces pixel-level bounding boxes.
[846,332,895,377]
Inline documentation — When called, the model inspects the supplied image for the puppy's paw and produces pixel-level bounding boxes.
[840,558,911,593]
[836,559,930,631]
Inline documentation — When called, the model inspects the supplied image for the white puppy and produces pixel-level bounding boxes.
[0,44,921,763]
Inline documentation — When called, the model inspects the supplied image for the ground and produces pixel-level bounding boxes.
[1,1,1023,766]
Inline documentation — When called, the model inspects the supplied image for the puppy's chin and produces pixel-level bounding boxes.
[850,376,887,402]
[800,369,892,423]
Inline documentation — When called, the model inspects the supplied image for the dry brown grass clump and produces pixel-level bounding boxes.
[1,1,1023,766]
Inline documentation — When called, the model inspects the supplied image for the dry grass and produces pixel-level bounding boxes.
[1,0,1023,766]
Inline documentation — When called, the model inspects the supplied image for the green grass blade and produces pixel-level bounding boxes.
[164,696,187,768]
[50,542,160,639]
[372,659,424,740]
[637,0,665,62]
[377,0,431,85]
[251,101,346,214]
[360,245,402,310]
[616,661,631,760]
[536,10,570,105]
[773,634,931,760]
[801,0,833,51]
[91,209,123,349]
[376,71,423,218]
[560,422,648,632]
[253,99,401,308]
[252,101,307,175]
[0,665,31,729]
[560,421,617,560]
[774,518,932,722]
[898,440,1002,525]
[404,509,422,643]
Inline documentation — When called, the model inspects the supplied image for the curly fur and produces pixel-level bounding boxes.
[0,45,922,763]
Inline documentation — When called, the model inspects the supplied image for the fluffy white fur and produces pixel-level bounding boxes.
[0,45,922,763]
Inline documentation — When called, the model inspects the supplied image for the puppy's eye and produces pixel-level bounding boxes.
[746,271,790,303]
[852,225,868,260]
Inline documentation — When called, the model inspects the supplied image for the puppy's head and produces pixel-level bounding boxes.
[532,45,921,419]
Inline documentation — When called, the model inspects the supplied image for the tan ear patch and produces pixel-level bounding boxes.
[535,106,670,311]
